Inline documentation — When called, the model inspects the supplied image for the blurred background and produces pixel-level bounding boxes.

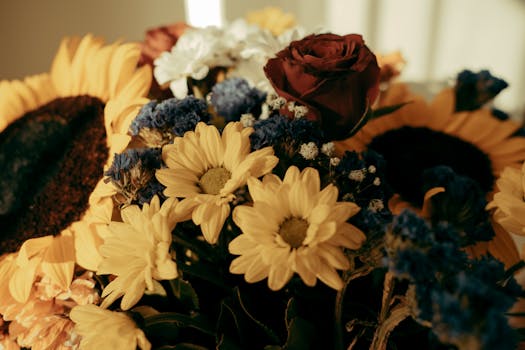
[1,0,524,118]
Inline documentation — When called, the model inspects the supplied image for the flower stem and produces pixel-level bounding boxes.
[334,264,375,350]
[370,272,410,350]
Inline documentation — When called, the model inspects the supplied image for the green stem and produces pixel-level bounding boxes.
[370,272,410,350]
[334,265,375,350]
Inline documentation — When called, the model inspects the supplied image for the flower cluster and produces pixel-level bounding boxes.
[1,7,525,350]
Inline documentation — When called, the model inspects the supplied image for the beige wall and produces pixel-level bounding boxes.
[0,0,186,79]
[0,0,324,80]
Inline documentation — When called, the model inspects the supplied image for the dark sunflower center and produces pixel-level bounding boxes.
[368,126,494,206]
[0,95,108,253]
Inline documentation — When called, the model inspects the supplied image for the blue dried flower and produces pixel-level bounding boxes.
[421,166,493,244]
[455,69,508,112]
[210,77,266,122]
[250,114,323,151]
[390,210,434,246]
[130,96,210,146]
[105,148,165,205]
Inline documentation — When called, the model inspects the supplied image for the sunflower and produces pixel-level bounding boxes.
[229,166,366,291]
[0,35,151,301]
[156,121,278,244]
[70,304,151,350]
[487,162,525,236]
[336,83,525,267]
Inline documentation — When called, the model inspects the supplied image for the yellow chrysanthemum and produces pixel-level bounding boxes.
[97,196,179,310]
[229,166,366,291]
[0,234,75,303]
[0,272,98,350]
[487,162,525,235]
[0,34,151,301]
[337,83,525,267]
[245,7,296,36]
[156,121,279,244]
[70,304,151,350]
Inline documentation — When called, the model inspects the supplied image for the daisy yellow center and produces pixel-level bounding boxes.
[199,167,231,195]
[279,217,308,249]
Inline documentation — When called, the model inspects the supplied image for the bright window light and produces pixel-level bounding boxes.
[184,0,224,28]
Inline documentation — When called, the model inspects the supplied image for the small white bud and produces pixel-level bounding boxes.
[348,170,366,182]
[368,199,384,212]
[294,105,309,119]
[299,142,319,160]
[240,113,256,127]
[330,157,341,166]
[321,142,335,157]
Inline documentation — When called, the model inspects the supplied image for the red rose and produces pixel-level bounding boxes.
[139,22,190,66]
[264,33,380,140]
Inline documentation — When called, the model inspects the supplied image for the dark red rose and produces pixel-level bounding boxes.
[264,33,380,140]
[139,22,190,66]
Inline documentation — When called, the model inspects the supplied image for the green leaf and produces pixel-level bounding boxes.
[170,278,200,310]
[216,288,281,349]
[284,298,297,329]
[178,262,231,291]
[216,333,244,350]
[131,305,159,318]
[283,317,316,350]
[234,288,280,344]
[157,343,210,350]
[264,346,282,350]
[145,312,215,336]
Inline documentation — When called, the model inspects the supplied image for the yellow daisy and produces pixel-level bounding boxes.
[229,166,366,291]
[97,196,179,310]
[336,83,525,267]
[245,7,296,36]
[487,162,525,235]
[156,121,279,244]
[0,34,151,300]
[70,304,151,350]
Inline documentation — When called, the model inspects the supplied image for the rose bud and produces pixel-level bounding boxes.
[139,22,189,66]
[264,33,380,140]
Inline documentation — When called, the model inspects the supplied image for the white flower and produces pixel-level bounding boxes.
[154,26,234,98]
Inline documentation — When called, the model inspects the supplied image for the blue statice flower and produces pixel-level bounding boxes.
[250,114,323,151]
[210,77,266,122]
[250,114,324,176]
[421,166,493,244]
[385,211,522,350]
[130,96,210,147]
[104,148,165,205]
[432,263,519,350]
[455,69,508,112]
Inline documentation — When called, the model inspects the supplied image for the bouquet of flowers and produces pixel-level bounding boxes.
[1,7,525,350]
